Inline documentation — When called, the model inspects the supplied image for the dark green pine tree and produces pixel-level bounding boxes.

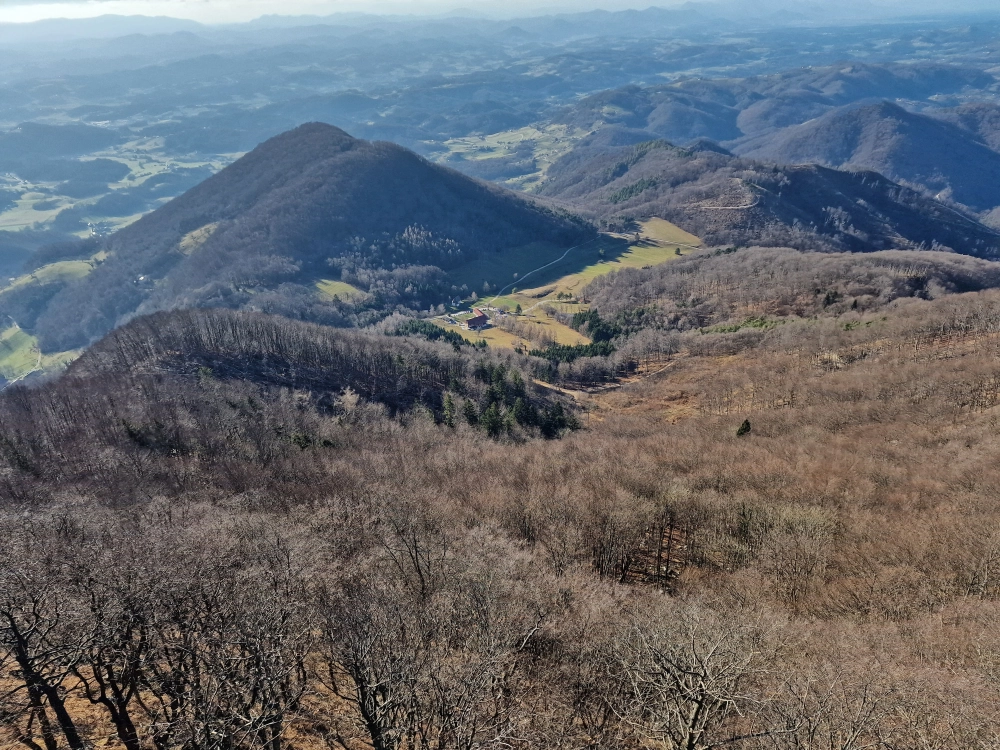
[443,394,456,428]
[480,402,504,438]
[737,419,752,437]
[463,399,479,426]
[512,397,529,426]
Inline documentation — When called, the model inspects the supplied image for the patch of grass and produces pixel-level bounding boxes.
[449,240,570,292]
[0,192,63,230]
[432,319,524,349]
[39,348,81,373]
[0,260,95,296]
[479,295,521,312]
[640,217,703,246]
[316,279,365,302]
[0,140,234,233]
[439,305,588,352]
[507,219,703,301]
[0,326,40,380]
[0,324,79,381]
[522,312,591,346]
[178,222,219,254]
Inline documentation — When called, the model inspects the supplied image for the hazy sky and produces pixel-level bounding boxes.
[0,0,678,23]
[0,0,994,24]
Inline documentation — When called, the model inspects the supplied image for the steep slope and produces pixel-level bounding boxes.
[539,136,1000,254]
[734,101,1000,212]
[23,123,592,351]
[935,101,1000,153]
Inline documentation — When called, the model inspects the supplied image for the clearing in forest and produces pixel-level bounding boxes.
[179,222,219,254]
[438,218,702,350]
[0,259,96,296]
[316,279,366,302]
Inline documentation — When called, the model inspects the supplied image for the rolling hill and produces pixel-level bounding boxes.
[733,101,1000,212]
[8,123,593,352]
[539,132,1000,254]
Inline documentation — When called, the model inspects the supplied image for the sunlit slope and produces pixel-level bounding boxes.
[437,218,702,350]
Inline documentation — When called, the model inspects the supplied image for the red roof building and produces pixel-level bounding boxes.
[466,309,490,330]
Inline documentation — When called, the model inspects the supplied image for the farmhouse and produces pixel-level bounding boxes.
[465,309,490,330]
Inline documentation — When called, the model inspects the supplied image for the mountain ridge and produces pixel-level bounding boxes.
[733,100,1000,212]
[539,130,1000,254]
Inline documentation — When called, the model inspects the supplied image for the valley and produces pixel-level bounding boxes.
[434,218,702,351]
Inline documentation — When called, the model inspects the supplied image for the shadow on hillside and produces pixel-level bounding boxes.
[449,234,633,293]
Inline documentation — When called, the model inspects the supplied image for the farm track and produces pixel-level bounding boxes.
[486,235,605,308]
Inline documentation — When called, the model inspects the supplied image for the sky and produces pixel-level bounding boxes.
[0,0,995,24]
[0,0,678,23]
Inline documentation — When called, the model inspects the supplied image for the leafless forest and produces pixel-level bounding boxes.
[5,249,1000,749]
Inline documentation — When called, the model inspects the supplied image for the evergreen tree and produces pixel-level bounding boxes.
[443,394,456,428]
[737,419,752,437]
[463,399,478,426]
[512,397,529,426]
[510,370,526,398]
[480,402,504,438]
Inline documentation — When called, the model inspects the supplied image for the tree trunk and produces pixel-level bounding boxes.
[11,630,85,750]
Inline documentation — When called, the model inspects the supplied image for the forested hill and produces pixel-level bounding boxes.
[69,308,568,426]
[0,307,578,497]
[539,132,1000,253]
[733,101,1000,213]
[14,123,592,352]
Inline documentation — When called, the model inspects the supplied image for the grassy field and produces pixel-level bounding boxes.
[440,218,702,351]
[640,217,702,246]
[0,191,65,230]
[454,219,702,309]
[491,218,702,304]
[0,260,95,296]
[39,348,82,372]
[179,222,219,254]
[0,326,40,380]
[449,241,572,293]
[0,139,235,234]
[435,310,589,350]
[0,324,80,381]
[316,279,366,302]
[520,313,590,345]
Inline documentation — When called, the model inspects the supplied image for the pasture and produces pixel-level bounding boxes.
[442,218,702,352]
[316,279,366,302]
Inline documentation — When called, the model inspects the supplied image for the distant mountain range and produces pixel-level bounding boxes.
[557,62,995,146]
